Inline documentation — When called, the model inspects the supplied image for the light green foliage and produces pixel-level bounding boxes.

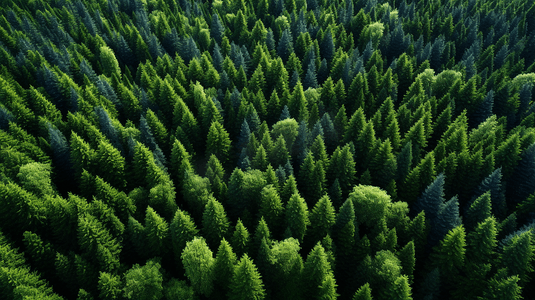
[271,118,299,150]
[431,225,466,278]
[206,121,231,163]
[202,197,230,249]
[148,182,177,221]
[99,46,121,78]
[360,22,384,48]
[17,162,55,196]
[231,219,251,257]
[123,260,163,300]
[144,206,169,258]
[170,208,199,264]
[501,231,534,284]
[303,243,337,299]
[181,237,215,297]
[269,238,304,300]
[98,272,122,300]
[285,193,310,242]
[349,185,391,233]
[228,254,266,300]
[214,238,237,294]
[353,283,372,300]
[308,195,336,245]
[259,185,284,236]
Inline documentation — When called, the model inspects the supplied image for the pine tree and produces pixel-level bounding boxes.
[206,120,232,164]
[77,213,121,273]
[259,185,284,237]
[413,173,446,224]
[228,254,266,300]
[144,206,169,258]
[302,243,337,299]
[353,283,372,300]
[458,217,498,299]
[431,225,466,280]
[231,219,251,258]
[494,133,521,180]
[253,145,269,171]
[95,140,126,190]
[214,238,237,296]
[333,199,356,296]
[170,139,193,190]
[398,241,416,284]
[277,29,294,62]
[211,14,225,44]
[509,142,535,203]
[281,175,299,204]
[307,194,336,245]
[98,271,122,300]
[328,144,356,197]
[465,191,492,231]
[170,208,199,265]
[344,107,366,144]
[203,197,230,250]
[285,193,310,243]
[501,230,534,284]
[484,271,523,300]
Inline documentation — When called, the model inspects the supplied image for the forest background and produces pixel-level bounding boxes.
[1,0,535,299]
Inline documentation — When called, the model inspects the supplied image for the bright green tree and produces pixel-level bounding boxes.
[213,238,237,296]
[206,120,231,164]
[123,259,164,300]
[170,208,199,265]
[181,237,215,297]
[231,219,251,258]
[228,254,266,300]
[302,243,337,299]
[285,193,310,243]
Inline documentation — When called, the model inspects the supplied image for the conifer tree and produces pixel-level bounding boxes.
[228,254,266,300]
[334,199,356,296]
[501,231,534,285]
[203,197,230,250]
[206,120,231,164]
[259,185,284,237]
[231,219,251,258]
[353,283,372,300]
[308,195,336,246]
[303,242,337,299]
[465,191,492,230]
[285,193,310,243]
[170,208,199,265]
[214,238,237,296]
[431,225,466,281]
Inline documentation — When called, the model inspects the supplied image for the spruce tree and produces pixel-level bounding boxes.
[228,254,266,300]
[203,197,230,250]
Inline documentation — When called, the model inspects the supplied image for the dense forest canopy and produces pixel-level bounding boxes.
[1,0,535,299]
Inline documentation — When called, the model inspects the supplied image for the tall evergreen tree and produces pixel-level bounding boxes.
[228,254,266,300]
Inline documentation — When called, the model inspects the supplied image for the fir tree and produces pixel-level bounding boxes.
[228,254,266,300]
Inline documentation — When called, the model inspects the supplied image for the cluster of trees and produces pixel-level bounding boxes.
[1,0,535,299]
